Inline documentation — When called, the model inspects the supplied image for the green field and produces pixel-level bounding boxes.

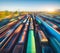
[0,11,19,21]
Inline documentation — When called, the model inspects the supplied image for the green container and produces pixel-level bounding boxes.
[26,30,36,53]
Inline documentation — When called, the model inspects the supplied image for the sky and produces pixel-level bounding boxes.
[0,0,60,11]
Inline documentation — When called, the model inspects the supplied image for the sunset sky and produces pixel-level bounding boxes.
[0,0,60,11]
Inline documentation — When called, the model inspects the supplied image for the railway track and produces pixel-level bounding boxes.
[0,14,60,53]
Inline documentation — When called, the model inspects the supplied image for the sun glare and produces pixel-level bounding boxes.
[45,8,55,12]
